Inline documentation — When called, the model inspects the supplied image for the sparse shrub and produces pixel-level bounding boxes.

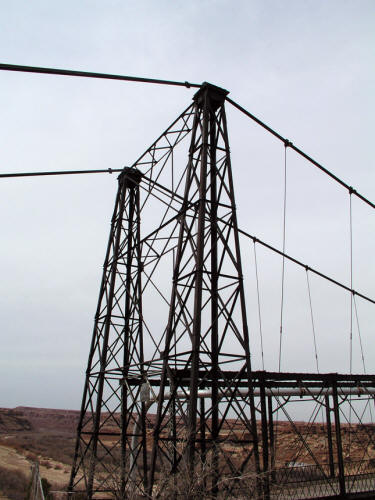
[26,451,38,462]
[0,465,29,500]
[0,430,76,466]
[40,459,53,469]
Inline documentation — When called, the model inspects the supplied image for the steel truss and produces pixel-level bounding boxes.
[69,84,375,499]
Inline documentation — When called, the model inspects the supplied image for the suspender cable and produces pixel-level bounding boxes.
[253,242,265,370]
[306,270,319,372]
[0,63,201,89]
[275,144,288,466]
[349,192,354,454]
[226,97,375,211]
[278,143,288,372]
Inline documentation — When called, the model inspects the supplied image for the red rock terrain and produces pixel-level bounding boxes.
[0,406,375,498]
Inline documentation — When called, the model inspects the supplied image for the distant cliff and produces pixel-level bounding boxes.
[0,406,80,434]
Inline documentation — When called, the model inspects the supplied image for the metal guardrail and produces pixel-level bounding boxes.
[262,461,375,499]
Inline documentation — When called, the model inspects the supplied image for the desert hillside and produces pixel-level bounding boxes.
[0,407,79,499]
[1,406,374,499]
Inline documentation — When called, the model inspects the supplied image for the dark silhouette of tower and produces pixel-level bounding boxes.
[69,83,260,498]
[68,166,146,497]
[146,83,261,497]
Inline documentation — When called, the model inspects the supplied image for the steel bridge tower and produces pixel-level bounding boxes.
[69,83,261,498]
[146,83,261,497]
[69,83,375,499]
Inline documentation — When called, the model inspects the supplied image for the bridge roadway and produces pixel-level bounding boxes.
[84,472,375,499]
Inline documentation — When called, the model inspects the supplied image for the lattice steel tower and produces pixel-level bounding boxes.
[69,83,260,498]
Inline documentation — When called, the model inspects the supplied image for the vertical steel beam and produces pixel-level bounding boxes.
[268,396,276,484]
[86,176,128,498]
[137,185,148,493]
[332,378,346,497]
[120,172,146,496]
[120,179,136,497]
[186,88,209,471]
[200,396,207,491]
[260,376,270,499]
[325,394,335,479]
[209,93,220,497]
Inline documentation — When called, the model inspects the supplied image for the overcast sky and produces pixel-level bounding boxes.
[0,1,374,409]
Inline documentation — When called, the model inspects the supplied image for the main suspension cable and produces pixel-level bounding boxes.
[0,63,201,89]
[0,168,123,178]
[2,64,373,214]
[238,228,375,305]
[226,97,375,210]
[2,165,373,306]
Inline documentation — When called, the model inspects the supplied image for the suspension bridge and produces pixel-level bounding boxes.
[1,64,374,499]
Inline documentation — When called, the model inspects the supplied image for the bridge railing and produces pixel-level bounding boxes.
[262,460,375,499]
